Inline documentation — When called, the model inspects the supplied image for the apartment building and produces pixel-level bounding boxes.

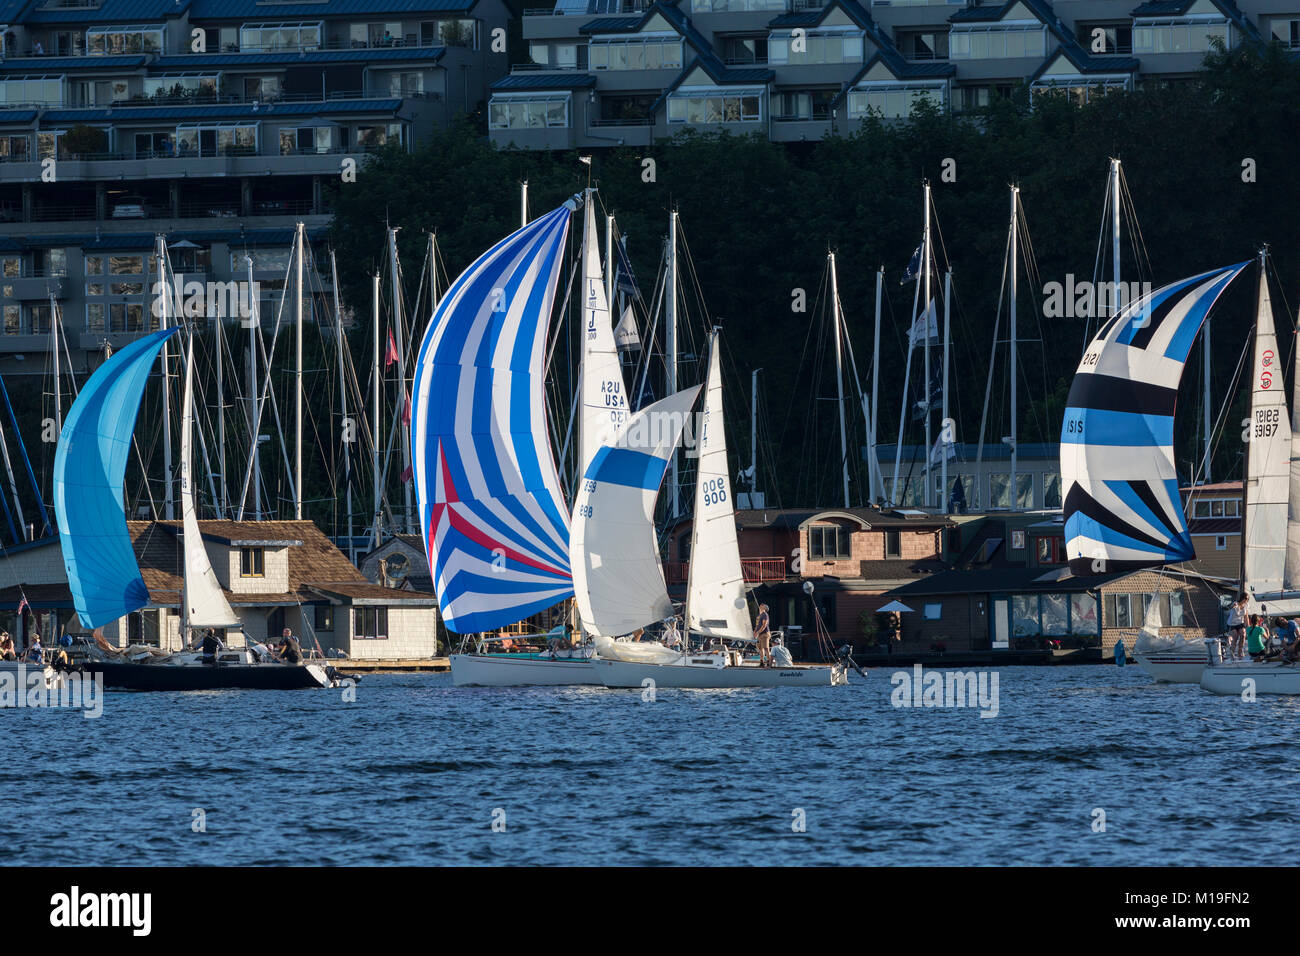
[0,0,511,375]
[491,0,1277,150]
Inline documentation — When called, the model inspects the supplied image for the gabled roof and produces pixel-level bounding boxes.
[887,566,1127,596]
[1029,45,1139,82]
[1130,0,1260,43]
[650,53,774,114]
[831,50,954,109]
[491,71,597,91]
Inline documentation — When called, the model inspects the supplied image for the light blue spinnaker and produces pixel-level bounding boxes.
[54,327,179,628]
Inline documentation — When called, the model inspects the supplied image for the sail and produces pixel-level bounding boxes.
[569,386,701,637]
[1061,263,1248,575]
[1286,294,1300,592]
[180,339,240,629]
[687,334,753,641]
[411,204,576,634]
[54,327,179,628]
[578,195,628,479]
[1244,271,1291,597]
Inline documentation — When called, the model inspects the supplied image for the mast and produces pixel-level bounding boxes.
[294,220,304,520]
[244,255,261,520]
[666,208,678,517]
[1009,185,1019,509]
[750,368,759,505]
[389,226,413,533]
[1203,319,1213,484]
[871,266,883,506]
[157,235,174,519]
[371,273,382,549]
[521,180,528,229]
[215,289,225,517]
[332,250,352,555]
[49,293,63,436]
[1110,157,1121,294]
[942,267,952,514]
[922,181,933,507]
[605,213,615,320]
[829,251,850,508]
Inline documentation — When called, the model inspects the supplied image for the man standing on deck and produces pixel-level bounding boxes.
[278,627,303,664]
[755,603,771,666]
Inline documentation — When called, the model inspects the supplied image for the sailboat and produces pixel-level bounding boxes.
[58,328,337,690]
[414,196,602,686]
[1060,261,1249,684]
[590,332,840,688]
[1201,253,1300,695]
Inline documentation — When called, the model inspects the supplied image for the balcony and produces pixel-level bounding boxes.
[664,556,790,585]
[6,275,68,300]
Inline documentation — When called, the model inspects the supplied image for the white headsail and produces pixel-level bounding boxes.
[570,385,701,637]
[180,337,240,630]
[1245,270,1291,598]
[687,333,753,641]
[578,192,628,480]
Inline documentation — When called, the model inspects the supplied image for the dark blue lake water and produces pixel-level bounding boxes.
[1,664,1293,866]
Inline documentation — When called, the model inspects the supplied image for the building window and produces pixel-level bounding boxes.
[0,75,64,108]
[1035,536,1065,565]
[773,89,834,121]
[808,524,849,559]
[589,37,683,71]
[240,547,265,578]
[1076,24,1133,54]
[1215,535,1227,550]
[769,29,864,65]
[238,22,322,53]
[0,135,28,160]
[489,96,570,130]
[86,25,164,55]
[667,90,762,124]
[1107,592,1132,628]
[950,24,1046,60]
[885,529,901,558]
[355,606,388,639]
[692,0,785,11]
[1271,18,1300,49]
[315,605,334,632]
[1132,18,1229,55]
[923,602,942,620]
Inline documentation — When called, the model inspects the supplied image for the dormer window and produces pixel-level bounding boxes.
[809,524,850,559]
[240,547,265,578]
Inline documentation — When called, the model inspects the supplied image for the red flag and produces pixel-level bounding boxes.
[401,388,412,426]
[400,463,413,484]
[384,329,399,368]
[16,596,28,616]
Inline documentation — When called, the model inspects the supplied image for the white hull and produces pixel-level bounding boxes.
[1134,653,1205,684]
[593,656,835,688]
[1201,660,1300,696]
[449,653,598,687]
[0,661,60,691]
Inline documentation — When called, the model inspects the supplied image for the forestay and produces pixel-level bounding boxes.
[1061,263,1247,575]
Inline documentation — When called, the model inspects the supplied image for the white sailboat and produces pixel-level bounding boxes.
[1202,254,1300,695]
[591,332,840,688]
[1131,596,1208,684]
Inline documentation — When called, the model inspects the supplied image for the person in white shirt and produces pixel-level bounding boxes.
[1226,596,1247,660]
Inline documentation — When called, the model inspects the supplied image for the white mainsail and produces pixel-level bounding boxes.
[1286,288,1300,592]
[570,386,701,637]
[578,191,628,480]
[686,333,753,641]
[1246,270,1292,599]
[180,337,240,630]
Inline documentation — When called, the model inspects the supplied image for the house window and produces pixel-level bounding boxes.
[240,547,265,577]
[1035,536,1064,565]
[315,605,334,632]
[355,606,388,640]
[885,529,900,558]
[923,602,942,620]
[809,524,849,559]
[666,90,762,124]
[1107,593,1132,628]
[1215,535,1227,550]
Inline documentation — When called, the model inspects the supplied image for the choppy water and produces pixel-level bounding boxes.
[1,664,1294,865]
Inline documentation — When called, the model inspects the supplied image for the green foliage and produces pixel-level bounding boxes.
[329,47,1300,506]
[62,124,108,158]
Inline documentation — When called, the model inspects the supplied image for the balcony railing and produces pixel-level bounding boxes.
[590,116,655,126]
[772,111,831,122]
[665,556,790,585]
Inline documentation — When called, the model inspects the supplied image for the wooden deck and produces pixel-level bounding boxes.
[333,657,450,673]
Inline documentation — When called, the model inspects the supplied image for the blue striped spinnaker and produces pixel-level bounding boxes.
[1061,264,1248,575]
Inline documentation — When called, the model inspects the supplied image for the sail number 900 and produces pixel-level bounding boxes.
[702,478,727,506]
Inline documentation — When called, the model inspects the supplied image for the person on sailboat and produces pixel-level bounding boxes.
[0,631,14,660]
[200,629,224,665]
[24,634,42,664]
[1226,596,1247,661]
[1246,615,1268,660]
[663,617,682,650]
[755,604,771,666]
[278,628,303,664]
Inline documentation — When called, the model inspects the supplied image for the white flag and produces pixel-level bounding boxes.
[614,304,640,351]
[929,434,957,465]
[908,299,939,346]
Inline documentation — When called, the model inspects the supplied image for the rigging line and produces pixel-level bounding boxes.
[1016,198,1052,447]
[780,257,830,507]
[975,223,1013,507]
[1194,325,1252,487]
[1120,171,1153,281]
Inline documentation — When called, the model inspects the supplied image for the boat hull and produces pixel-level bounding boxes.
[592,657,834,688]
[0,660,59,690]
[1200,661,1300,696]
[87,660,330,691]
[1134,653,1205,684]
[449,653,598,687]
